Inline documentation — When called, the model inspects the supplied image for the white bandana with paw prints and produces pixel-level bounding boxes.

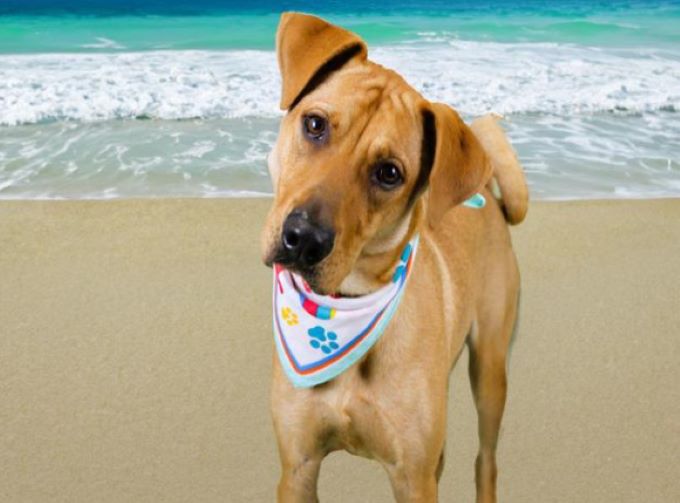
[272,236,419,388]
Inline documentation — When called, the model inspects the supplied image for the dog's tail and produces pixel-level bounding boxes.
[471,114,529,225]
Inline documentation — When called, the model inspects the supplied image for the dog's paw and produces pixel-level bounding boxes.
[281,307,299,326]
[308,326,339,354]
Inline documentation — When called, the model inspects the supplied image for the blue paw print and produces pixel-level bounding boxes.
[308,326,339,354]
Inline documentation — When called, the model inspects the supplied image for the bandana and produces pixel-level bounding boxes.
[270,192,485,388]
[272,236,419,388]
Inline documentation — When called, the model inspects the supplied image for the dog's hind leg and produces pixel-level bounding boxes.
[467,288,519,503]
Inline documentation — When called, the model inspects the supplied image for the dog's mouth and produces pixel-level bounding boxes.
[267,249,337,296]
[281,263,334,295]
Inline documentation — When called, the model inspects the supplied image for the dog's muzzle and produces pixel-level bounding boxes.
[278,209,335,269]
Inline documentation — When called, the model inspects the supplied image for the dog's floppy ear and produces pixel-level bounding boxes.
[276,12,368,110]
[420,102,492,228]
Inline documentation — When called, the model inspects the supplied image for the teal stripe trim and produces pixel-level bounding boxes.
[463,193,486,209]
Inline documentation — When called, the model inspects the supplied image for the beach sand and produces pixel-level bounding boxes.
[1,198,678,502]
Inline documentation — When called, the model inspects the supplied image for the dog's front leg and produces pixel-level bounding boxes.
[272,376,326,502]
[381,423,445,502]
[277,450,322,503]
[385,461,440,503]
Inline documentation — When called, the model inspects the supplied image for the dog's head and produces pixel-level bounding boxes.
[262,12,491,295]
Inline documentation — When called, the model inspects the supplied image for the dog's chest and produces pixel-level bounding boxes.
[319,370,401,461]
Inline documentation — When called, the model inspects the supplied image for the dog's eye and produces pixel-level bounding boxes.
[372,162,404,190]
[303,114,327,141]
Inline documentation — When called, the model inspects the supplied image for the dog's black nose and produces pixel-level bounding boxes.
[280,209,334,268]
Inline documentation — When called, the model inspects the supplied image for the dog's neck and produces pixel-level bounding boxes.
[338,202,423,296]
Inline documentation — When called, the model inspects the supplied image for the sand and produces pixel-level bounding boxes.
[1,198,679,502]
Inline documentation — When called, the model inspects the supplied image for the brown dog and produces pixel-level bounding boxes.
[261,12,528,502]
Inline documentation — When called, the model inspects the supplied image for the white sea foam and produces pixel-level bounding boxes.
[1,41,678,125]
[0,50,281,125]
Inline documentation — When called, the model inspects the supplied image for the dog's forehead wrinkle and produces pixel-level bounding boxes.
[389,89,411,110]
[355,100,420,170]
[321,66,420,149]
[346,91,384,132]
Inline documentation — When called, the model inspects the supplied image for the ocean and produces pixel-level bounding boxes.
[1,1,679,200]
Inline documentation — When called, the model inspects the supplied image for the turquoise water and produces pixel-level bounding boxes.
[0,1,679,199]
[2,6,680,53]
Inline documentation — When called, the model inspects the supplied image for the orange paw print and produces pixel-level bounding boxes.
[281,307,299,326]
